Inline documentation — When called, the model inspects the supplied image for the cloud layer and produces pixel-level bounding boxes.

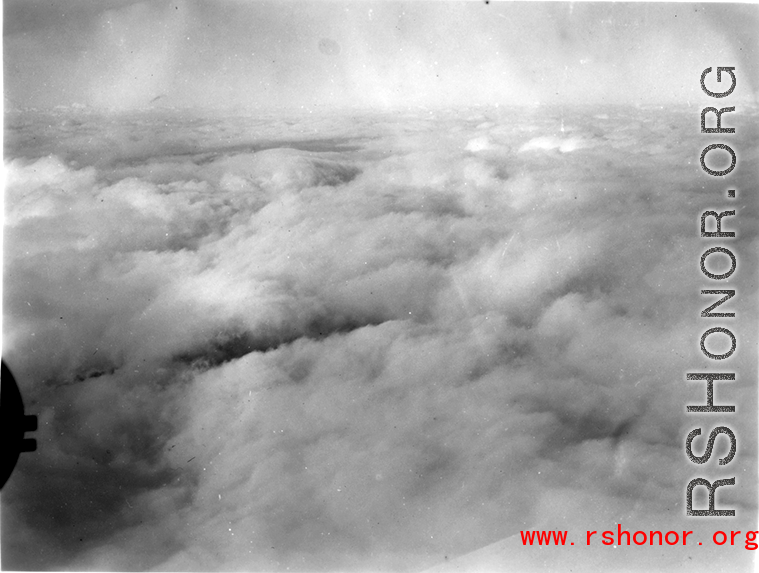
[3,103,758,571]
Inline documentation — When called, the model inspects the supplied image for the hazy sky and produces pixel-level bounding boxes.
[4,1,759,110]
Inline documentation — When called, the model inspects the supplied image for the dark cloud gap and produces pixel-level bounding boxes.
[4,112,371,170]
[380,189,469,219]
[173,315,390,371]
[540,407,644,454]
[126,139,367,169]
[44,365,120,389]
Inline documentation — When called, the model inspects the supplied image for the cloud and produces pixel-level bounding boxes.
[4,2,758,111]
[3,102,757,572]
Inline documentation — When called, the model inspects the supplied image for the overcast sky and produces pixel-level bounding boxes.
[4,3,759,571]
[4,1,759,111]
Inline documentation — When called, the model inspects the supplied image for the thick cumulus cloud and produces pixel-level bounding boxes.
[3,105,758,571]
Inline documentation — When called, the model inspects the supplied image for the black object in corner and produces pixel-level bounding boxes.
[1,360,37,489]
